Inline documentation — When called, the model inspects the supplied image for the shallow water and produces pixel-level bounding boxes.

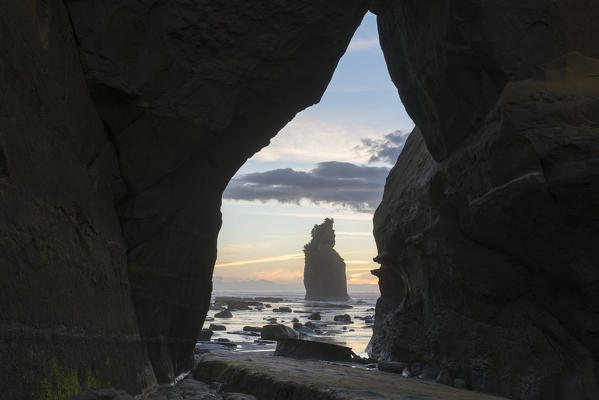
[202,290,379,357]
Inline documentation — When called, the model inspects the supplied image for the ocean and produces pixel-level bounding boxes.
[204,290,379,358]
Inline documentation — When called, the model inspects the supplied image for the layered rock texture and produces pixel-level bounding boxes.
[369,1,599,399]
[2,0,598,399]
[303,219,350,301]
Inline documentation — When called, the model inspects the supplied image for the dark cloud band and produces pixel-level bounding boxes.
[223,130,409,211]
[223,161,389,212]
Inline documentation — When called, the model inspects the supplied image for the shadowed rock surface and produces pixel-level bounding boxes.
[303,219,350,301]
[274,339,354,362]
[0,1,368,398]
[193,351,508,400]
[368,1,599,399]
[0,2,155,398]
[62,0,368,384]
[2,0,598,399]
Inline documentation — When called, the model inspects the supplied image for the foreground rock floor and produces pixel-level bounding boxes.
[194,352,509,400]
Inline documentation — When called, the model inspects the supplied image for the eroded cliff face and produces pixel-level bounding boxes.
[304,219,350,301]
[0,0,369,396]
[0,1,154,398]
[63,0,369,382]
[369,1,599,399]
[3,0,598,399]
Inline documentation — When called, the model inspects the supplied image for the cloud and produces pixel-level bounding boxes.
[355,129,411,165]
[253,117,372,164]
[347,38,379,51]
[215,253,304,268]
[223,161,389,212]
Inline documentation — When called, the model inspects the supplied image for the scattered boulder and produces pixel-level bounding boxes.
[265,317,277,323]
[304,321,318,329]
[230,331,260,337]
[274,338,354,362]
[198,329,214,341]
[265,304,272,308]
[214,310,233,318]
[291,317,299,323]
[303,219,350,301]
[273,306,292,313]
[243,326,262,333]
[307,312,321,320]
[293,322,303,330]
[333,314,351,323]
[209,324,226,331]
[224,302,251,311]
[261,324,299,340]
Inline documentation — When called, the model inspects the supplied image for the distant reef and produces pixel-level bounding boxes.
[303,219,350,301]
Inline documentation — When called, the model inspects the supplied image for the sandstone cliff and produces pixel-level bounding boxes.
[304,219,350,302]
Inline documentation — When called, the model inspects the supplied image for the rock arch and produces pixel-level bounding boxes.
[1,1,598,399]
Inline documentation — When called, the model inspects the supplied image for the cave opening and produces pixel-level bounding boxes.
[206,11,413,358]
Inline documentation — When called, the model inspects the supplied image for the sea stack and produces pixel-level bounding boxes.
[303,219,350,301]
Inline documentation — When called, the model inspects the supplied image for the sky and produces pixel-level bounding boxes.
[215,12,414,292]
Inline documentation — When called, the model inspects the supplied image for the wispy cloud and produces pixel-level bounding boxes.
[223,162,388,212]
[355,129,411,165]
[254,116,396,165]
[347,38,379,51]
[348,271,378,285]
[215,253,303,268]
[347,266,376,272]
[218,242,273,258]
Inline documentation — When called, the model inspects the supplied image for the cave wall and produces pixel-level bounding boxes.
[64,0,370,383]
[369,1,599,399]
[3,0,599,399]
[1,0,370,397]
[0,1,154,398]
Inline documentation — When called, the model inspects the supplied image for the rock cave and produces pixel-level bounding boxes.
[1,1,598,399]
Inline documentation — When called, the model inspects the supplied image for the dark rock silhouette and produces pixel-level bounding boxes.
[1,1,598,399]
[274,339,354,362]
[303,219,350,301]
[308,312,321,321]
[333,314,351,323]
[260,324,299,341]
[0,2,368,397]
[214,310,233,319]
[369,1,599,399]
